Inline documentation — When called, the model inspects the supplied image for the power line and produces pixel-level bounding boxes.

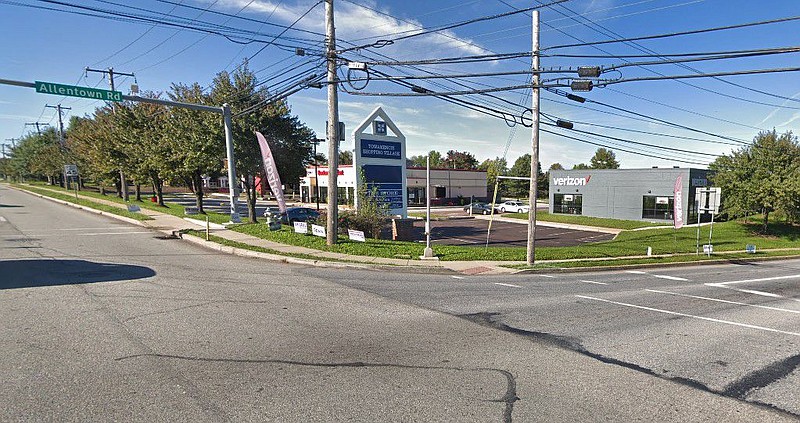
[544,14,800,51]
[340,0,567,53]
[597,66,800,87]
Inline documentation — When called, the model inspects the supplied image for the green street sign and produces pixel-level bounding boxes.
[35,81,122,102]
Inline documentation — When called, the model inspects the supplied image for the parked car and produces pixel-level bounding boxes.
[497,200,530,213]
[463,202,494,215]
[268,206,320,224]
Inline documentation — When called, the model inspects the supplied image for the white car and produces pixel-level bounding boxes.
[497,200,530,213]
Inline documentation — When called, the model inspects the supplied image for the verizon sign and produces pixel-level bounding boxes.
[553,175,591,186]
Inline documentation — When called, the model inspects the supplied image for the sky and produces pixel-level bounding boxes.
[2,0,800,170]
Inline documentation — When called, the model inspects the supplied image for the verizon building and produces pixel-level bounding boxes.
[548,168,711,223]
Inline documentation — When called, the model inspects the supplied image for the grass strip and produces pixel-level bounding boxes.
[20,182,230,224]
[16,184,152,221]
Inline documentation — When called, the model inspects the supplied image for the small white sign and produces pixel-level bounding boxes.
[703,244,713,255]
[64,164,78,177]
[563,194,573,202]
[293,221,308,234]
[311,224,326,237]
[348,229,366,242]
[126,204,141,212]
[696,187,722,214]
[656,197,669,205]
[746,244,757,254]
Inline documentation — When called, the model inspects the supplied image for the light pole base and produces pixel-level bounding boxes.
[420,247,438,260]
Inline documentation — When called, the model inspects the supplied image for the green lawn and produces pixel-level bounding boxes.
[19,182,230,224]
[503,210,671,230]
[231,219,800,262]
[14,184,152,221]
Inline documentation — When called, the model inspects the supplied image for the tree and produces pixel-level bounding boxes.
[408,150,443,168]
[166,82,221,213]
[589,148,620,169]
[444,150,478,170]
[211,63,314,222]
[479,157,507,198]
[339,150,353,165]
[549,163,564,170]
[572,163,590,170]
[710,130,800,232]
[507,154,546,199]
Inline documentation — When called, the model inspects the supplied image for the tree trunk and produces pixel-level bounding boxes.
[763,208,770,234]
[151,174,165,207]
[242,176,257,223]
[135,184,142,202]
[193,170,204,214]
[115,178,122,198]
[100,186,106,196]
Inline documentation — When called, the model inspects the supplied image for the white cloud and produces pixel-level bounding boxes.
[214,0,488,57]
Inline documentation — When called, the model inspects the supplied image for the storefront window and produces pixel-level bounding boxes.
[553,193,582,215]
[642,195,674,220]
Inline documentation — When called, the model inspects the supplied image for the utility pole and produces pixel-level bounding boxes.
[325,0,340,245]
[46,104,71,189]
[526,10,540,266]
[45,104,70,145]
[25,122,46,135]
[86,67,135,202]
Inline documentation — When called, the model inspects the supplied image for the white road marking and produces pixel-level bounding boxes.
[713,274,800,286]
[494,282,522,288]
[0,216,6,222]
[704,274,800,300]
[645,289,800,314]
[625,270,648,275]
[652,274,690,281]
[576,295,800,337]
[541,275,556,278]
[451,276,464,279]
[579,280,608,285]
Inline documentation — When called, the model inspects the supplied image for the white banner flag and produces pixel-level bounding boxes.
[256,131,287,213]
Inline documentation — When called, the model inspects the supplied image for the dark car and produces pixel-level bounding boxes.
[274,207,320,224]
[463,202,494,215]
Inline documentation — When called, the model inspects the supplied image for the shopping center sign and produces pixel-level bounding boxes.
[353,107,407,217]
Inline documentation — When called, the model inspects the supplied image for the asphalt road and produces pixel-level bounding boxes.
[1,184,797,422]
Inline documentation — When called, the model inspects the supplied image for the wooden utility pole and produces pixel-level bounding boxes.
[325,0,340,245]
[526,10,540,266]
[46,104,71,188]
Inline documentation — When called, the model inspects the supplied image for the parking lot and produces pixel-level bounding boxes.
[164,195,613,248]
[412,214,614,247]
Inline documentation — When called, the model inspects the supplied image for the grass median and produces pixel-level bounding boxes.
[14,184,152,221]
[17,182,230,224]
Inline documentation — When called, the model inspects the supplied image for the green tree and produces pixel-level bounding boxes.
[507,154,546,199]
[572,163,590,170]
[478,157,507,198]
[710,130,800,232]
[166,82,221,213]
[211,63,314,222]
[589,148,620,169]
[408,150,443,168]
[444,149,478,170]
[549,163,564,170]
[339,150,353,165]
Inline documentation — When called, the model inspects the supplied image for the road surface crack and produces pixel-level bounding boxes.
[116,353,519,422]
[459,312,800,419]
[723,353,800,399]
